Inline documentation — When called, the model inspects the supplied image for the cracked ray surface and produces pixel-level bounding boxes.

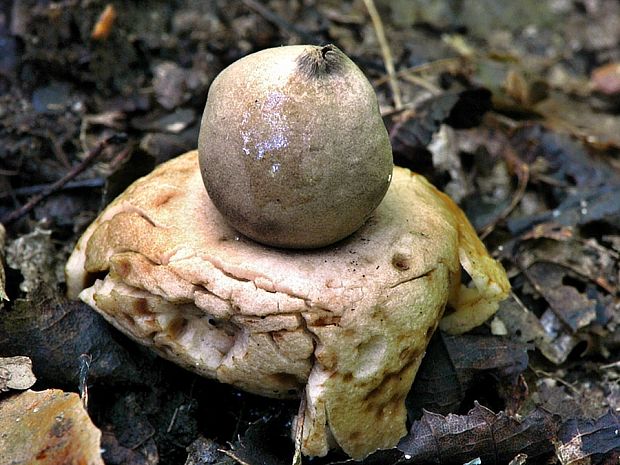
[66,150,509,459]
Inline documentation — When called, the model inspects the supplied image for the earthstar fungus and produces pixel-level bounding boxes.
[66,45,510,459]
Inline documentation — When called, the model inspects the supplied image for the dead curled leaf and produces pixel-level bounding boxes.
[5,226,56,293]
[496,298,581,365]
[0,356,36,391]
[497,220,620,364]
[507,127,620,235]
[91,4,117,41]
[0,295,154,389]
[489,126,620,364]
[535,92,620,149]
[517,228,619,296]
[388,89,491,174]
[0,389,104,465]
[591,62,620,96]
[398,403,559,464]
[524,262,597,333]
[407,332,530,418]
[556,410,620,465]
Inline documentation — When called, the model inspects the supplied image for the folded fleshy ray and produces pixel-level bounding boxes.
[66,151,509,458]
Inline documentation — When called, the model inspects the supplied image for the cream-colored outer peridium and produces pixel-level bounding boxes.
[65,151,510,459]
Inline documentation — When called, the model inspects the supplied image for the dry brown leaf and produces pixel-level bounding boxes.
[0,389,104,465]
[496,297,581,365]
[398,403,559,464]
[0,296,152,389]
[556,410,620,465]
[91,4,117,41]
[408,332,529,418]
[591,62,620,96]
[535,92,620,149]
[0,356,36,391]
[5,226,56,293]
[525,262,597,333]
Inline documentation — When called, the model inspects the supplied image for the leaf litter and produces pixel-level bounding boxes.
[1,0,620,464]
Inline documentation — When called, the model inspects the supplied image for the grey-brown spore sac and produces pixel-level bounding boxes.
[198,44,393,249]
[295,44,346,79]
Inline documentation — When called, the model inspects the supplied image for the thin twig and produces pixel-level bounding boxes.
[600,360,620,370]
[0,134,126,225]
[219,449,252,465]
[374,57,463,86]
[0,178,105,200]
[292,394,306,465]
[0,224,6,301]
[241,0,319,44]
[167,379,197,434]
[362,0,403,110]
[509,290,529,313]
[400,73,442,94]
[167,406,180,433]
[531,368,582,395]
[78,353,92,409]
[380,100,418,118]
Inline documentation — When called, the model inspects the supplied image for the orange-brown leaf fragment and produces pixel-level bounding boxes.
[591,62,620,96]
[91,4,117,40]
[0,389,104,465]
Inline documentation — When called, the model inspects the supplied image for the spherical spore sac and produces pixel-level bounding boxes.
[198,44,393,249]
